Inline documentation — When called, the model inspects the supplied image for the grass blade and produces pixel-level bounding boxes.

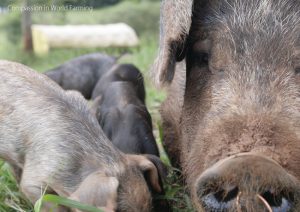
[35,194,103,212]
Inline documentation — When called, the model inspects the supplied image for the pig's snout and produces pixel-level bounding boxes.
[196,153,300,211]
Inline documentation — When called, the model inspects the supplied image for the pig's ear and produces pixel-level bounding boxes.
[152,0,193,87]
[89,96,102,118]
[127,155,168,194]
[69,171,119,211]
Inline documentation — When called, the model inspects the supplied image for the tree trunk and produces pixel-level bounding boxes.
[22,0,33,51]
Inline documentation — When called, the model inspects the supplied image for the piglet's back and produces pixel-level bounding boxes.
[0,60,120,168]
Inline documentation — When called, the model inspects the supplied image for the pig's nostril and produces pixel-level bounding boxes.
[260,191,293,212]
[214,186,239,202]
[201,186,239,210]
[261,191,282,207]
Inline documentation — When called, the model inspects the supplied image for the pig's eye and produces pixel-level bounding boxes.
[194,52,209,67]
[295,67,300,74]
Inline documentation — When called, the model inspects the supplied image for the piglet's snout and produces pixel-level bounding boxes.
[196,153,300,212]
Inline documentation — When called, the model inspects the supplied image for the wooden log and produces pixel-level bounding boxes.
[32,23,139,55]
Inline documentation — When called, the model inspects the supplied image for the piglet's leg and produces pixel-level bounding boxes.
[20,175,70,212]
[20,165,65,211]
[20,177,45,204]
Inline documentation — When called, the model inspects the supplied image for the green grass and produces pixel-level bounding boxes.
[35,194,103,212]
[0,161,32,212]
[0,1,192,211]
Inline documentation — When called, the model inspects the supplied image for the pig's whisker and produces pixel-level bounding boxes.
[236,192,242,212]
[256,194,273,212]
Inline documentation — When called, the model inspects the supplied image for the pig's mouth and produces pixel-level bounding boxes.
[195,153,300,212]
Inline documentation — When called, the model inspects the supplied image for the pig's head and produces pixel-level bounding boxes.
[69,154,166,212]
[153,0,300,211]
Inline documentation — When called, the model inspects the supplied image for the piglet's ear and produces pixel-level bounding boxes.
[69,172,119,212]
[127,155,168,194]
[89,95,102,118]
[143,154,168,194]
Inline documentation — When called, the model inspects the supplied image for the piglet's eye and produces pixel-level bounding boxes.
[295,67,300,74]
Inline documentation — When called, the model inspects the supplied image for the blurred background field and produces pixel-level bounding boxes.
[0,0,193,211]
